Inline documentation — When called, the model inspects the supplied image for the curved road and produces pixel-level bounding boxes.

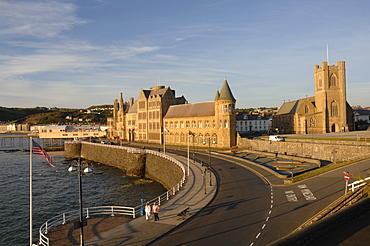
[149,150,370,246]
[150,152,271,245]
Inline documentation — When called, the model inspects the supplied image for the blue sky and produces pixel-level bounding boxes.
[0,0,369,109]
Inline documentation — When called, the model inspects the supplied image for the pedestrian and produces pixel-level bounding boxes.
[152,202,160,221]
[145,203,151,221]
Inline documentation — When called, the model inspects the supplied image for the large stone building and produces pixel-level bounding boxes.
[273,61,354,134]
[107,79,237,148]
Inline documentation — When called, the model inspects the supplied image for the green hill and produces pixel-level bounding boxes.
[0,106,112,124]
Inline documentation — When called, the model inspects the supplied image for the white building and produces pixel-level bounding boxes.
[38,125,106,139]
[236,114,271,133]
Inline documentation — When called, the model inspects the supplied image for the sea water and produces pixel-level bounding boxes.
[0,135,166,245]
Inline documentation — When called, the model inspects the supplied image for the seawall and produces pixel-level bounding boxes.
[237,136,370,163]
[65,141,184,190]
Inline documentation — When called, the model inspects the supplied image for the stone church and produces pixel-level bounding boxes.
[107,78,237,148]
[273,61,354,134]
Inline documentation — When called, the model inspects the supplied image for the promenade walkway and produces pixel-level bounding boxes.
[49,153,216,246]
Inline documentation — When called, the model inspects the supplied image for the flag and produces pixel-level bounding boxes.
[188,130,195,136]
[164,128,170,132]
[32,140,54,167]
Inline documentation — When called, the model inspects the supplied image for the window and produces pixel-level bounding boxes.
[175,121,178,128]
[310,117,316,128]
[170,121,173,128]
[186,121,190,128]
[213,120,216,128]
[192,121,196,128]
[198,121,202,128]
[329,74,337,87]
[331,101,339,117]
[222,105,228,113]
[219,120,223,128]
[205,120,209,128]
[224,120,228,128]
[180,121,184,128]
[305,106,309,114]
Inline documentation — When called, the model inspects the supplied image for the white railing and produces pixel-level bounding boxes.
[39,206,135,246]
[348,177,370,192]
[39,143,186,246]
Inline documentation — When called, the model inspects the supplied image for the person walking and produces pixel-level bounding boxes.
[145,203,151,221]
[152,202,160,221]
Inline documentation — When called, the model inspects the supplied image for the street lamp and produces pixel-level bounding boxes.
[203,138,212,186]
[69,158,92,246]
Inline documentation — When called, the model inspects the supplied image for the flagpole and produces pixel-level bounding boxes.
[163,130,166,154]
[29,137,33,246]
[187,134,190,176]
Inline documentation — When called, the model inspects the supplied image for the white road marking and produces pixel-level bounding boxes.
[301,188,316,200]
[285,190,298,202]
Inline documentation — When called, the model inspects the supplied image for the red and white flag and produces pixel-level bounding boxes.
[32,140,54,167]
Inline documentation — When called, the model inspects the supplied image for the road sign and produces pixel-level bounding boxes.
[344,174,350,180]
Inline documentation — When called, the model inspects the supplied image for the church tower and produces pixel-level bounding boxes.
[214,78,237,147]
[314,61,349,132]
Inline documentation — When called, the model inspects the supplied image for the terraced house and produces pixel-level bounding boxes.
[108,78,237,148]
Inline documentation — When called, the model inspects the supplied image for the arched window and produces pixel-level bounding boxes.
[305,106,309,114]
[309,117,316,128]
[329,73,337,87]
[318,76,322,88]
[331,101,339,116]
[224,120,228,128]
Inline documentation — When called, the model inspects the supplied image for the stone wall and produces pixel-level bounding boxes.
[64,141,183,190]
[237,136,370,163]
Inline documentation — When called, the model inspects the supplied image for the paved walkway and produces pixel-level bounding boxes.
[84,154,217,246]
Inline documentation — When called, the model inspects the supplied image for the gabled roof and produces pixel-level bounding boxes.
[127,101,138,114]
[164,102,215,118]
[276,97,315,115]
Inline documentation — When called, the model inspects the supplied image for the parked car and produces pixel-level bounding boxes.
[101,141,107,144]
[269,136,285,141]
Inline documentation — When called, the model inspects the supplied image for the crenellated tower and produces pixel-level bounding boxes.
[314,61,349,132]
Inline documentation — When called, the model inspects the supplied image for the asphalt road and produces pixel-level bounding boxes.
[150,152,271,246]
[149,151,370,246]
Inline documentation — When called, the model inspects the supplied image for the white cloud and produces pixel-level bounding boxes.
[0,0,86,38]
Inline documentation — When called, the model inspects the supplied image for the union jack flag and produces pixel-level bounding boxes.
[32,140,54,167]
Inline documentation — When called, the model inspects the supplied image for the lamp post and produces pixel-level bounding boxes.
[77,159,84,246]
[69,159,92,246]
[203,138,212,186]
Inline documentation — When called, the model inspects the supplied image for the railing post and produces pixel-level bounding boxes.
[133,208,136,218]
[167,191,169,200]
[62,213,66,225]
[173,187,176,195]
[158,196,161,206]
[86,208,90,218]
[45,221,48,234]
[111,206,115,216]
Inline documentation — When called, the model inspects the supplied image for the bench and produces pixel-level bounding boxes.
[177,207,190,220]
